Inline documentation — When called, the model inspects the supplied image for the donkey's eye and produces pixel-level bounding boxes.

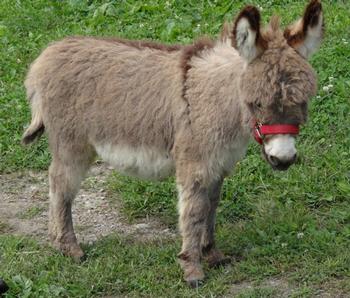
[256,103,262,109]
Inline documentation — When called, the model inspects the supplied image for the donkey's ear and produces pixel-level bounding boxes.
[232,6,267,63]
[284,0,324,59]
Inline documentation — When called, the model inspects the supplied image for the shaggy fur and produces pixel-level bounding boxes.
[22,0,324,287]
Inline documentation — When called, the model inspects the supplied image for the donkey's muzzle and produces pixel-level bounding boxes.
[267,153,297,171]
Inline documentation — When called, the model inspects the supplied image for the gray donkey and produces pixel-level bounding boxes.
[23,0,324,287]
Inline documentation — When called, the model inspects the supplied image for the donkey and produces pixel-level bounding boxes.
[22,0,324,287]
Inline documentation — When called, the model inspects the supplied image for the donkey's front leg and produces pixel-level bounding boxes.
[177,179,211,287]
[201,178,230,268]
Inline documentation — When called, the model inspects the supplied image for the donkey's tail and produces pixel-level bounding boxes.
[21,89,45,145]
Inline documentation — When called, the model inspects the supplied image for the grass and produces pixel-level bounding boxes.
[0,0,349,297]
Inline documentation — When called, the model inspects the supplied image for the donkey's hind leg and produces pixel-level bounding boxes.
[201,178,230,267]
[48,151,93,261]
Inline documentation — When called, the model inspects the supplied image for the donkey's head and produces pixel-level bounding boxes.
[232,0,324,171]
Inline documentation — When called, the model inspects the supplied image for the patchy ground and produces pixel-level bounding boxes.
[1,164,348,297]
[228,277,349,298]
[0,163,175,244]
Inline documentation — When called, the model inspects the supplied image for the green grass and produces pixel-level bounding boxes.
[1,0,350,297]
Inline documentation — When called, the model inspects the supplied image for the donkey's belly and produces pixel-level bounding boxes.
[95,143,175,180]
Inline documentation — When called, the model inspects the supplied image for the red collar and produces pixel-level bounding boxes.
[252,120,300,145]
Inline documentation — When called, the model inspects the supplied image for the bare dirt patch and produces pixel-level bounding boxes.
[229,277,295,297]
[0,163,175,244]
[228,277,350,298]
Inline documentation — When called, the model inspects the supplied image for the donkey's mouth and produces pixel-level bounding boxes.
[261,147,296,171]
[271,162,292,171]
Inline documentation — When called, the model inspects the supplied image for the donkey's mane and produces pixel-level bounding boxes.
[179,37,215,126]
[262,16,286,43]
[180,37,215,80]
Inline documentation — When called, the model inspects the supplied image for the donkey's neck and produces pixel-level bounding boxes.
[185,41,251,142]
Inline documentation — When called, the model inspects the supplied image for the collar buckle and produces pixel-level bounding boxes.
[253,121,264,144]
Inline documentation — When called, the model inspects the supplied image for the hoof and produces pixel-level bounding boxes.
[187,279,204,288]
[0,279,9,294]
[183,267,205,288]
[178,251,205,288]
[51,239,85,262]
[69,246,85,263]
[204,248,231,268]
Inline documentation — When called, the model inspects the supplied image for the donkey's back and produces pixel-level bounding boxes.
[24,37,186,179]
